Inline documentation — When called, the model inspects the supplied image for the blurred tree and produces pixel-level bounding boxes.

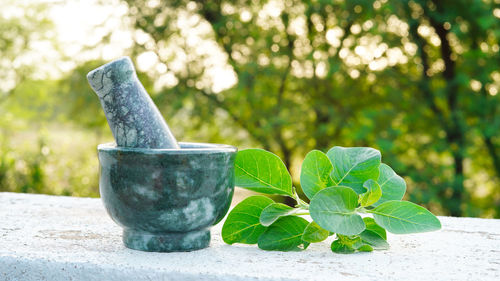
[0,1,53,103]
[122,0,499,216]
[0,1,108,198]
[0,1,55,195]
[398,0,500,216]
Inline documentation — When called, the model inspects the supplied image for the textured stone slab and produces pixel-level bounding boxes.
[0,192,499,281]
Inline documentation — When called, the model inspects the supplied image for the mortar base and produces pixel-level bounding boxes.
[123,228,210,252]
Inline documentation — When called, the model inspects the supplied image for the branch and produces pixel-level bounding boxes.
[407,19,449,132]
[484,133,500,176]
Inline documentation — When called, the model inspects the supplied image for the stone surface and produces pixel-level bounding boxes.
[87,57,179,149]
[98,142,236,252]
[1,192,499,281]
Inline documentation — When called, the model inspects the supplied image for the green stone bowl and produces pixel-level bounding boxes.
[97,142,237,252]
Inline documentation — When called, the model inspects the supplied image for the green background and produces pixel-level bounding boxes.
[0,0,498,217]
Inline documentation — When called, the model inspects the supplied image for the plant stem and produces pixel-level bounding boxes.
[356,207,368,214]
[292,188,309,210]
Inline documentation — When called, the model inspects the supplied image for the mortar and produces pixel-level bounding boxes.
[98,142,236,252]
[88,57,236,252]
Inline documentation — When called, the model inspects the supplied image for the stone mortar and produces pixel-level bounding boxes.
[97,142,237,252]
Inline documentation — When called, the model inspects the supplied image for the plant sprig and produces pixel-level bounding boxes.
[222,146,441,254]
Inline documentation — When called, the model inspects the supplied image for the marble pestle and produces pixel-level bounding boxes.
[87,57,179,149]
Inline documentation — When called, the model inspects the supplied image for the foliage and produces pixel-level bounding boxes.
[222,148,440,254]
[123,0,500,217]
[0,3,102,198]
[1,0,499,218]
[0,0,54,101]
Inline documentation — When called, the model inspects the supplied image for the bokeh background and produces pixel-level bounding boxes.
[1,0,498,217]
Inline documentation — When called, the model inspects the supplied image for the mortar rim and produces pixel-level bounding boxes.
[97,142,237,154]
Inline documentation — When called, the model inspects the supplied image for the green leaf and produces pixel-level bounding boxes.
[309,186,365,235]
[356,244,374,252]
[258,216,310,251]
[373,163,406,207]
[359,229,389,250]
[359,218,389,250]
[234,149,293,196]
[300,150,334,200]
[331,235,373,253]
[331,239,355,254]
[222,196,274,244]
[301,221,329,243]
[327,146,381,194]
[359,179,382,207]
[368,201,442,234]
[260,203,299,226]
[363,217,387,240]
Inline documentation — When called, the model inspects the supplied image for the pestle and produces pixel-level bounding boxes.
[87,57,179,149]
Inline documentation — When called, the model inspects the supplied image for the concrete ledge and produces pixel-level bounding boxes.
[1,192,499,281]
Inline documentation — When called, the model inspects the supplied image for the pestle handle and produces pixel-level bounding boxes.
[87,57,179,149]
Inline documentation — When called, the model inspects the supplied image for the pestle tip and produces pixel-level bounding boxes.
[87,57,135,97]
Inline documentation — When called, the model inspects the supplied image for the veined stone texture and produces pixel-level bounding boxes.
[97,142,236,252]
[87,57,179,149]
[0,192,499,281]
